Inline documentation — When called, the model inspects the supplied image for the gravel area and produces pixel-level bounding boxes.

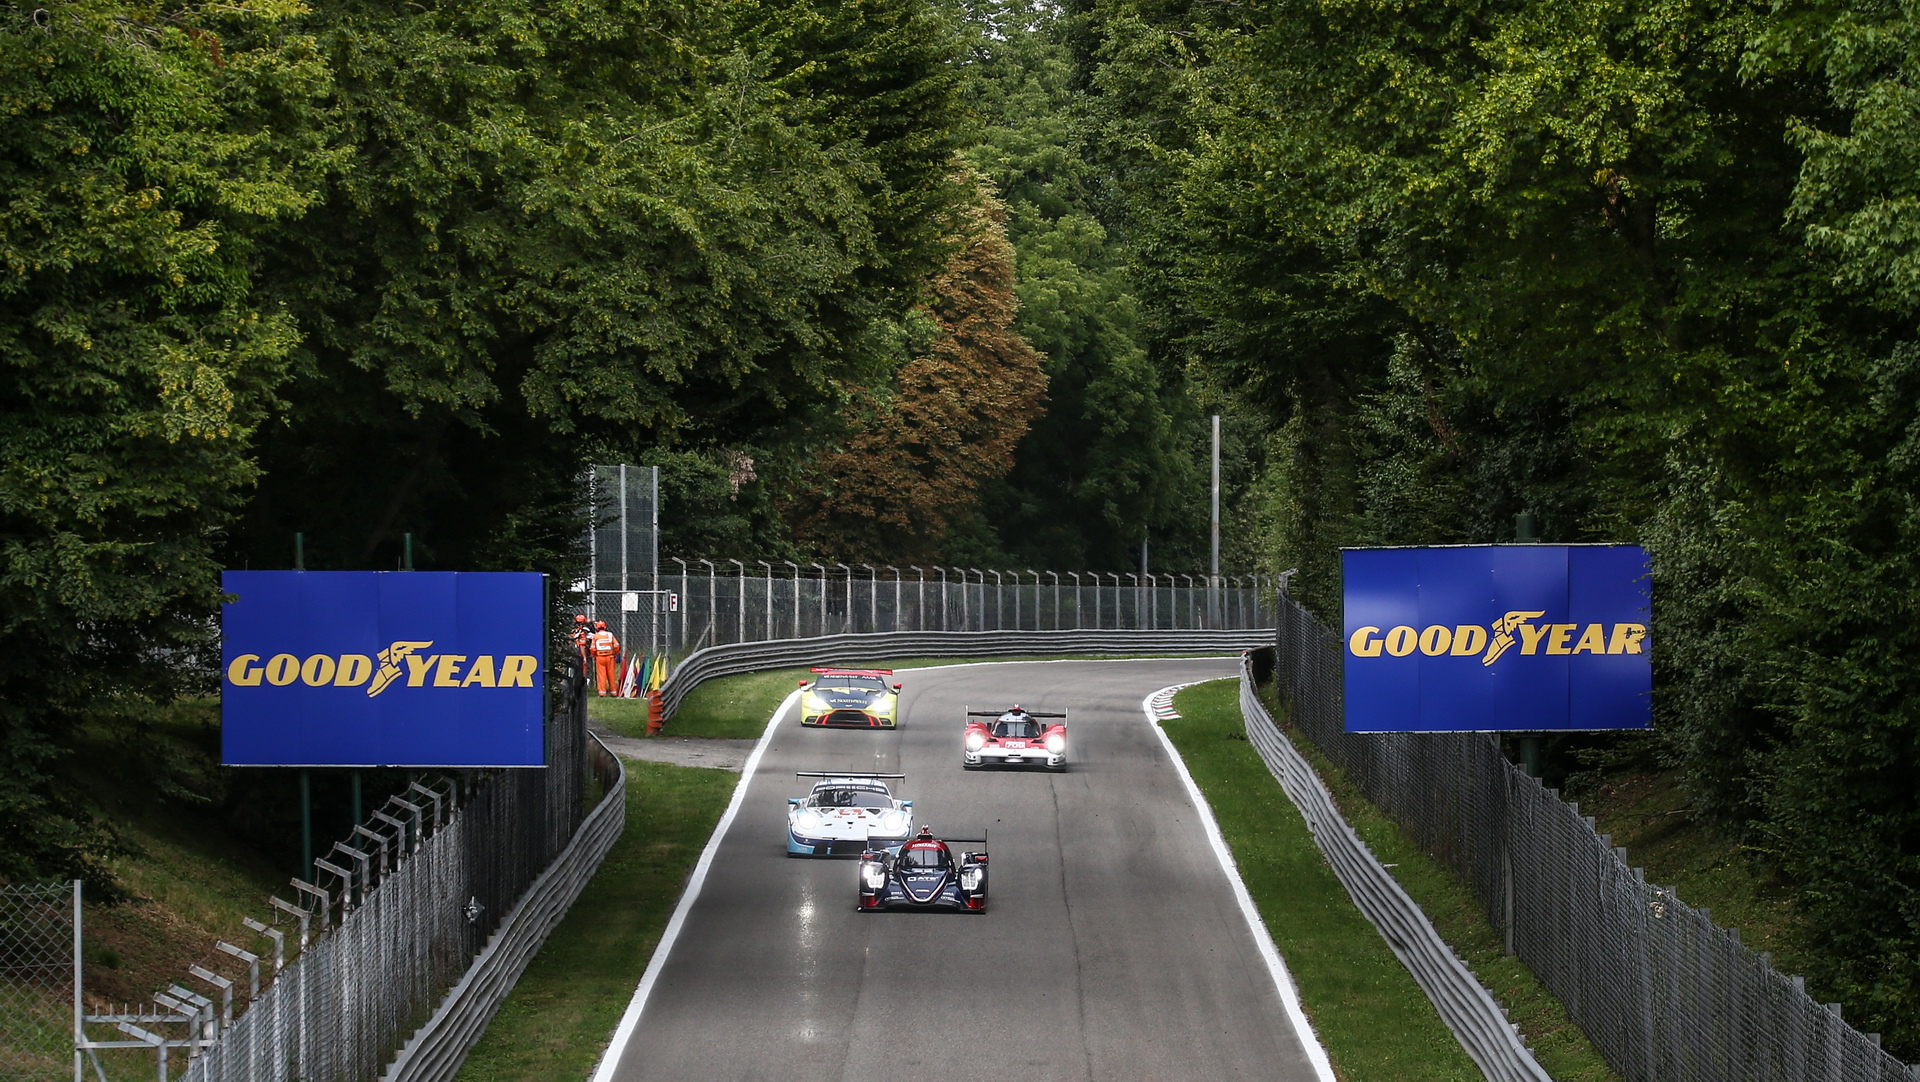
[590,724,757,771]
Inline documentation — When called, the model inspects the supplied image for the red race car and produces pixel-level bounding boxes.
[962,705,1067,771]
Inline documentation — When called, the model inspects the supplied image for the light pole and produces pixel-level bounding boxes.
[1068,572,1081,629]
[834,563,853,633]
[782,560,799,638]
[1180,573,1195,628]
[698,559,715,644]
[1144,572,1159,629]
[757,561,773,640]
[810,563,828,636]
[728,559,746,643]
[671,557,688,654]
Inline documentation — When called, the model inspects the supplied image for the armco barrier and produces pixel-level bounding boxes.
[658,628,1274,721]
[1237,654,1550,1082]
[382,734,625,1082]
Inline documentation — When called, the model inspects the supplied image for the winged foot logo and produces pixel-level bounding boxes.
[1349,611,1646,664]
[226,640,539,696]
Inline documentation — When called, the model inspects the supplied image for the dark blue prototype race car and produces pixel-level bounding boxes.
[856,826,988,913]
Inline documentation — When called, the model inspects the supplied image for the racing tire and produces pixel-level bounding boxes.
[962,761,980,771]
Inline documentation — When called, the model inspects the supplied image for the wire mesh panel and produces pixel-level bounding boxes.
[586,464,661,658]
[0,882,71,1080]
[1268,593,1918,1082]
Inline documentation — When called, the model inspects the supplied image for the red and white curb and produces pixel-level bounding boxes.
[1147,684,1188,720]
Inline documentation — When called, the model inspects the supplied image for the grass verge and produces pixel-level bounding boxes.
[1164,679,1483,1081]
[590,653,1235,738]
[1276,707,1620,1081]
[452,760,736,1081]
[1187,678,1621,1081]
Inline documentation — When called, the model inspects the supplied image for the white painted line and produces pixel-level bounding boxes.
[1142,681,1339,1082]
[588,687,802,1082]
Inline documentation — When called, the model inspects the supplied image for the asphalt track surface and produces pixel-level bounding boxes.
[599,658,1329,1082]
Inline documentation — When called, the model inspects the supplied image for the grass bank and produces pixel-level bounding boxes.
[1167,678,1621,1081]
[1163,679,1484,1081]
[452,759,736,1081]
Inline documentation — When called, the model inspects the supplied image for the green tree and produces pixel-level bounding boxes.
[0,0,331,880]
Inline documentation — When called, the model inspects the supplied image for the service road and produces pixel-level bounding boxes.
[595,657,1329,1082]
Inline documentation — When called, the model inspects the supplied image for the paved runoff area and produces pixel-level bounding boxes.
[594,658,1331,1082]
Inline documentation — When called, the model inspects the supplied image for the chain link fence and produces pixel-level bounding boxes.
[585,464,662,658]
[656,563,1274,655]
[54,666,612,1082]
[1269,593,1919,1082]
[2,882,73,1080]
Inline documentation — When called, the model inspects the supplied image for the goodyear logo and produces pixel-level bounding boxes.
[225,640,539,696]
[1348,611,1646,663]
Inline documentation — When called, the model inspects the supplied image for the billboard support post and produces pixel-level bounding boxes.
[1515,511,1542,777]
[299,771,313,882]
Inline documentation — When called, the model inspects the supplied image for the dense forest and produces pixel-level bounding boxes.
[5,0,1918,1059]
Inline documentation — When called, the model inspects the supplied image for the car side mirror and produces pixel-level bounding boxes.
[892,683,902,691]
[798,680,809,687]
[787,798,799,805]
[902,800,914,809]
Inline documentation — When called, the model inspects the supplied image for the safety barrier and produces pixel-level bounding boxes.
[382,734,625,1082]
[1269,595,1920,1082]
[657,628,1276,721]
[1237,654,1550,1081]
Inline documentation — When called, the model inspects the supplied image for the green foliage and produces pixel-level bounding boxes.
[0,0,330,882]
[1074,0,1920,1056]
[960,0,1196,571]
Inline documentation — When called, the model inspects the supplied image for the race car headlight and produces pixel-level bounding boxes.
[859,861,887,891]
[960,865,985,891]
[1046,733,1066,754]
[801,692,828,712]
[965,732,987,751]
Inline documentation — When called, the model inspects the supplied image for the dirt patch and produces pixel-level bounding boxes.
[589,724,755,772]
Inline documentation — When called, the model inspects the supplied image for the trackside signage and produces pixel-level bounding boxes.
[221,571,546,767]
[1342,545,1651,733]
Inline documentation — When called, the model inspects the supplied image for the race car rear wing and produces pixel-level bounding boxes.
[810,667,893,676]
[964,708,1067,718]
[797,771,905,780]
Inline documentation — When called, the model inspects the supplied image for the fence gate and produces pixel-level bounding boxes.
[0,881,74,1081]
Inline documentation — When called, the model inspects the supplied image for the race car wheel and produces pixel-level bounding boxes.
[962,760,980,771]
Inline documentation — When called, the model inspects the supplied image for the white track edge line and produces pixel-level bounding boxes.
[588,687,802,1082]
[1143,681,1340,1082]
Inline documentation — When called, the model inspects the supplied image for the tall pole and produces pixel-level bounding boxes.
[649,466,660,657]
[619,463,629,656]
[1211,413,1221,626]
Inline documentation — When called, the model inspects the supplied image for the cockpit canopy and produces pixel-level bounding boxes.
[992,716,1042,739]
[806,786,892,809]
[898,843,950,870]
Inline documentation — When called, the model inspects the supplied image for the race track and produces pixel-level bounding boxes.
[596,657,1329,1082]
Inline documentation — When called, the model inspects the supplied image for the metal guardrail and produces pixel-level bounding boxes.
[1270,595,1920,1082]
[1237,654,1550,1082]
[383,734,626,1082]
[658,628,1275,720]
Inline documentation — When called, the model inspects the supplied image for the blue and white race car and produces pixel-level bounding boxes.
[786,772,914,857]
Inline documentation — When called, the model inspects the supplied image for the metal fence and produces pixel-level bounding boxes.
[60,667,615,1082]
[658,627,1276,721]
[1269,594,1920,1082]
[2,882,73,1080]
[654,563,1275,657]
[585,464,662,659]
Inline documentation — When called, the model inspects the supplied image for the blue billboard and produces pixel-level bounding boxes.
[1342,545,1650,733]
[222,571,547,767]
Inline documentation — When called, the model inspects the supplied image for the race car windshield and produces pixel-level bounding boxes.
[814,675,888,691]
[899,846,949,869]
[993,718,1042,738]
[808,789,892,809]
